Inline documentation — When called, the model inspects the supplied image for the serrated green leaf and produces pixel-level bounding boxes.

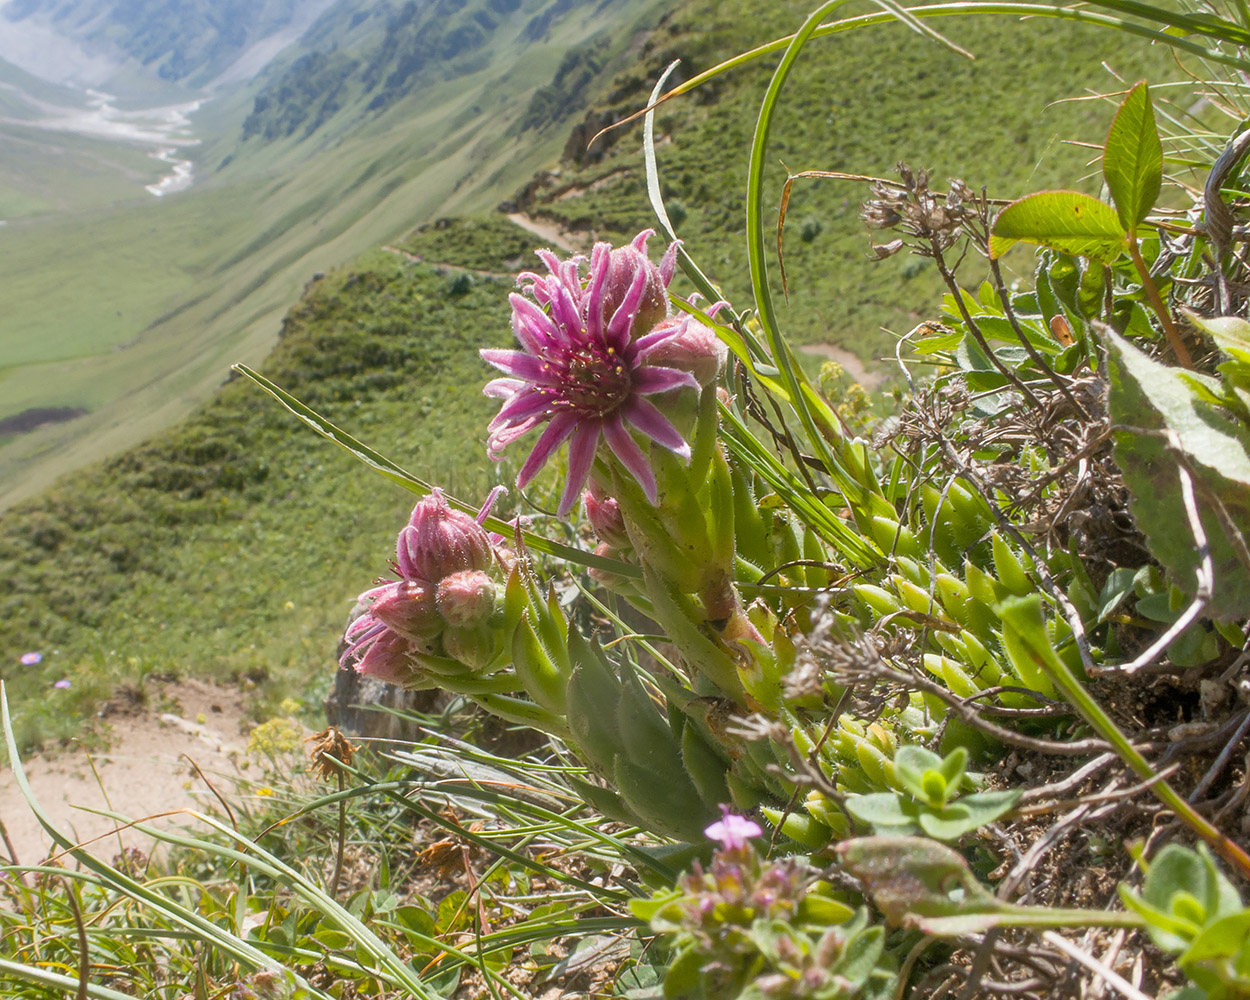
[990,192,1126,263]
[1103,81,1162,231]
[1106,330,1250,619]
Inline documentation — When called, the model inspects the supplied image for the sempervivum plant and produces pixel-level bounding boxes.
[480,230,702,515]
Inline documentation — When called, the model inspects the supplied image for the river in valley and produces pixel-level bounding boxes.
[1,85,202,196]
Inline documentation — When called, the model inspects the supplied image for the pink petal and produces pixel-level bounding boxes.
[633,323,685,356]
[602,416,658,503]
[630,229,654,252]
[606,263,649,342]
[510,294,559,353]
[481,349,551,383]
[559,424,601,517]
[549,281,585,343]
[633,366,699,395]
[516,412,577,489]
[488,417,542,459]
[659,240,681,285]
[484,377,525,399]
[488,387,551,428]
[623,396,691,459]
[584,242,611,340]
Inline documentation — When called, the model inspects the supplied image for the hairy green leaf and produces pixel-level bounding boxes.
[990,192,1126,263]
[1106,331,1250,619]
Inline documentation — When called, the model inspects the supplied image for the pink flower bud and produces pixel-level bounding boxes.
[642,316,727,388]
[435,569,496,627]
[364,579,442,642]
[599,231,674,337]
[398,488,494,582]
[583,489,629,548]
[588,542,634,591]
[354,630,417,686]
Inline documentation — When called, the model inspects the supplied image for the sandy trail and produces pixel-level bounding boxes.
[798,342,886,390]
[505,212,582,253]
[0,680,251,865]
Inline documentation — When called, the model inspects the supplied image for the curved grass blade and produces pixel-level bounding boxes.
[744,1,891,524]
[67,803,466,1000]
[0,959,138,1000]
[595,2,1250,148]
[719,404,882,569]
[643,62,772,367]
[231,363,639,579]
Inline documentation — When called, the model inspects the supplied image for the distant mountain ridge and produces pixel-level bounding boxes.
[0,0,338,89]
[238,0,608,143]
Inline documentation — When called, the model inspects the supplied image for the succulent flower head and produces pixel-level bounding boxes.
[364,578,442,641]
[435,569,496,627]
[481,232,699,516]
[398,488,494,583]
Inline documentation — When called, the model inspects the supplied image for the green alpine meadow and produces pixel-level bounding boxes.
[2,1,1250,998]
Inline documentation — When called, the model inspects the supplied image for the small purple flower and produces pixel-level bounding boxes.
[481,231,700,516]
[705,805,762,851]
[19,652,42,666]
[53,679,71,689]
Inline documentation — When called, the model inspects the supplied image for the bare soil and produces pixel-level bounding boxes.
[505,212,585,253]
[798,342,886,390]
[0,679,251,864]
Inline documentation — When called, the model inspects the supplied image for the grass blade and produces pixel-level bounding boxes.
[232,363,639,579]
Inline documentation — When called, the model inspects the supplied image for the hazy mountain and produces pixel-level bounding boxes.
[236,0,614,143]
[0,0,339,91]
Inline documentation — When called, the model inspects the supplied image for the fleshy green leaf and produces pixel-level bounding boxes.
[845,793,921,832]
[1103,81,1163,231]
[990,192,1126,264]
[1106,330,1250,619]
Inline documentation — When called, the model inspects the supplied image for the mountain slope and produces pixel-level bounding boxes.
[0,0,668,511]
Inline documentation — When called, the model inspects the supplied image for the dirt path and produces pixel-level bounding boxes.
[381,245,510,279]
[505,212,583,253]
[0,680,252,864]
[798,342,887,390]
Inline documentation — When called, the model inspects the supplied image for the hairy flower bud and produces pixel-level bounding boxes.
[599,230,675,336]
[435,569,496,627]
[643,317,727,388]
[588,541,634,592]
[364,579,442,642]
[442,624,499,671]
[398,488,493,582]
[583,489,629,548]
[354,630,416,686]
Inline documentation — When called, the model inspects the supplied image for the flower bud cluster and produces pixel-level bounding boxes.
[341,489,504,685]
[637,840,881,1000]
[674,849,809,951]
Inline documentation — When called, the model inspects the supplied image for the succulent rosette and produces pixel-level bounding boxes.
[481,230,704,516]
